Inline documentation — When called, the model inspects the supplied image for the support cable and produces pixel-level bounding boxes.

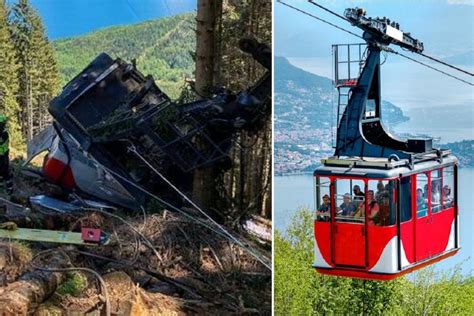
[127,145,272,270]
[277,0,363,39]
[278,0,473,86]
[307,0,474,77]
[92,156,271,270]
[308,0,350,22]
[390,49,473,86]
[417,52,473,77]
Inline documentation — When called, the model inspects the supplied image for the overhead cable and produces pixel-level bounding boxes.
[418,52,473,77]
[308,0,350,22]
[278,0,473,86]
[277,0,363,39]
[307,0,474,77]
[390,49,473,86]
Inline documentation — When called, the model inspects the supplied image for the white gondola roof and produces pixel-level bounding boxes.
[315,153,458,178]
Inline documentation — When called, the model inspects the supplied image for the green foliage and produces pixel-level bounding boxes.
[0,0,22,147]
[9,0,60,141]
[53,13,195,99]
[405,266,474,315]
[218,1,271,92]
[275,208,474,315]
[56,271,88,297]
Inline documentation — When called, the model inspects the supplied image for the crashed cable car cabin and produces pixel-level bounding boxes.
[312,8,459,280]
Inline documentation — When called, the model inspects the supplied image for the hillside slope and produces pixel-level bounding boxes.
[54,13,195,98]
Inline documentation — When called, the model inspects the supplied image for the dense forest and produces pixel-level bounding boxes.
[0,0,59,146]
[54,13,195,99]
[192,0,272,220]
[275,209,474,315]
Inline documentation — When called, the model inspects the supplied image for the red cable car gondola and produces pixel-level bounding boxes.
[313,157,459,280]
[312,8,460,280]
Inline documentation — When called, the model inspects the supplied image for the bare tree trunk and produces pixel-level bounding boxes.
[24,69,34,142]
[261,118,272,218]
[192,0,222,209]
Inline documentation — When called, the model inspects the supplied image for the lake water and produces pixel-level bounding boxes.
[274,168,474,275]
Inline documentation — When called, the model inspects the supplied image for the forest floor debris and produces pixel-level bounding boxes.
[0,168,271,315]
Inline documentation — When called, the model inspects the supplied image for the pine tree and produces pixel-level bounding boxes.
[217,0,272,219]
[28,11,60,133]
[0,0,22,148]
[192,0,272,219]
[10,0,59,141]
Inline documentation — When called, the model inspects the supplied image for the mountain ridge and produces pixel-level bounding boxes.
[275,55,409,130]
[53,13,195,98]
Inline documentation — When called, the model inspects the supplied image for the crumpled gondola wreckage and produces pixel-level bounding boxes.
[25,38,271,211]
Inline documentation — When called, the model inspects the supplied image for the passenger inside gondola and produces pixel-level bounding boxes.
[354,190,379,224]
[375,181,386,201]
[416,188,428,216]
[338,193,357,216]
[353,185,365,201]
[316,194,331,221]
[377,193,391,226]
[431,180,441,212]
[443,185,453,207]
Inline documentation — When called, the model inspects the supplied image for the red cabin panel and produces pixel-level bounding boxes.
[367,225,397,269]
[400,220,415,264]
[43,157,76,189]
[431,208,455,255]
[314,221,332,266]
[415,214,432,261]
[333,223,366,267]
[315,248,458,281]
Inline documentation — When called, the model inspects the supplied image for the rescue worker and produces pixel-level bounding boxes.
[0,115,12,194]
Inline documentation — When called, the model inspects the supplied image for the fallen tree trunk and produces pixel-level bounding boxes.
[0,242,33,286]
[0,252,66,315]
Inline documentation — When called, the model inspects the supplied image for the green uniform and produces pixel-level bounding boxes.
[0,115,12,194]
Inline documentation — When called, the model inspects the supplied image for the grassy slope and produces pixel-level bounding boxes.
[53,13,195,99]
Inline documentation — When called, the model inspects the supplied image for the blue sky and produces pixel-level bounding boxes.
[8,0,196,40]
[275,0,474,57]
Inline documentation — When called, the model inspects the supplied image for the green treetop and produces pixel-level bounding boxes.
[0,0,22,147]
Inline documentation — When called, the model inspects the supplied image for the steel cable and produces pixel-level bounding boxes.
[278,0,473,86]
[91,157,271,270]
[127,145,272,270]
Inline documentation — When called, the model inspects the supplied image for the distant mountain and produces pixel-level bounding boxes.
[442,140,474,167]
[54,13,195,99]
[274,56,409,131]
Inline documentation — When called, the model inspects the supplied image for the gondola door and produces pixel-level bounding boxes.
[332,178,367,268]
[415,172,433,261]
